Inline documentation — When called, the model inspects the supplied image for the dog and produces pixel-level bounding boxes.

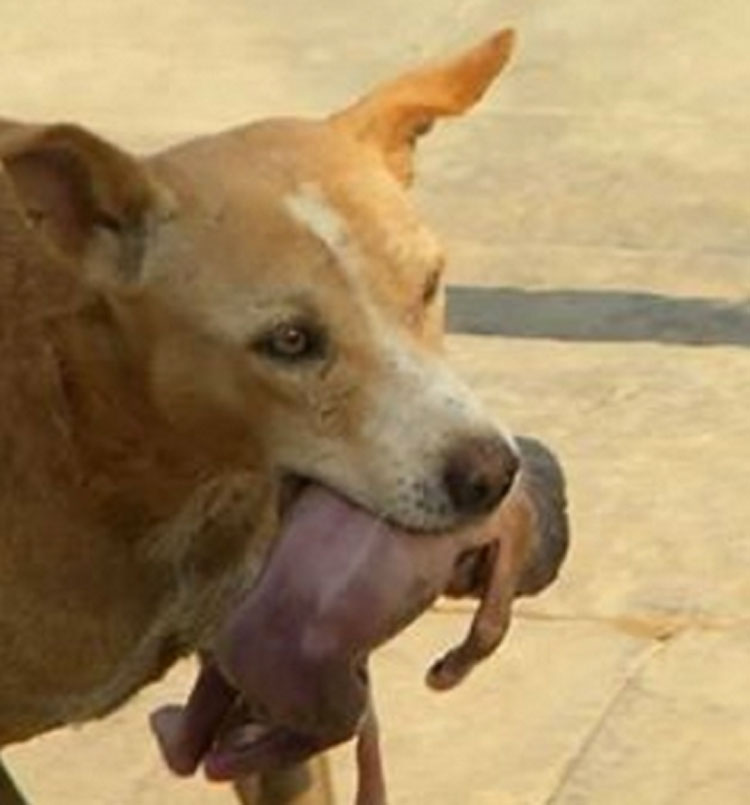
[0,28,567,804]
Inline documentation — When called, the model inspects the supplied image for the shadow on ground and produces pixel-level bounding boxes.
[447,286,750,347]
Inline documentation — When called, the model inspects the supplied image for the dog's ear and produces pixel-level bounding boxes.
[0,122,172,282]
[330,29,515,185]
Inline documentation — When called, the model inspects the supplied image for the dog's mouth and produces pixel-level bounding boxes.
[149,434,577,785]
[277,473,310,518]
[150,479,503,780]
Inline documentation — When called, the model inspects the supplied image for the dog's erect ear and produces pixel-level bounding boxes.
[0,122,172,281]
[330,29,515,185]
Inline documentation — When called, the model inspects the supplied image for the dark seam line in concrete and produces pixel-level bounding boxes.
[446,285,750,347]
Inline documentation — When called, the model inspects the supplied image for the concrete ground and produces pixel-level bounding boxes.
[3,1,749,802]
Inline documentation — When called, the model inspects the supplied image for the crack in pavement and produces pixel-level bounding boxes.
[540,639,668,805]
[433,601,750,641]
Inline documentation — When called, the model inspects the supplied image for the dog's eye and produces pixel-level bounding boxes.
[253,321,326,363]
[422,268,443,306]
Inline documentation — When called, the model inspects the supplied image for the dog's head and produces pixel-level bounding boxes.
[0,29,569,770]
[1,30,518,534]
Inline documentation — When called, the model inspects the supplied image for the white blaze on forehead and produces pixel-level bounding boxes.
[284,183,355,271]
[284,181,445,283]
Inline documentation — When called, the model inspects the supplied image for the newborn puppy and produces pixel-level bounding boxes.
[152,438,568,804]
[357,437,568,804]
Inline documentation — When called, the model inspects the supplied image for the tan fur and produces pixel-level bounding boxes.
[0,28,517,755]
[0,168,277,744]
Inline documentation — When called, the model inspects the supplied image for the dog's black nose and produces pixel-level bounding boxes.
[442,435,519,518]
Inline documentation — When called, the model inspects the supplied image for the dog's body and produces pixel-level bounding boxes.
[0,29,567,803]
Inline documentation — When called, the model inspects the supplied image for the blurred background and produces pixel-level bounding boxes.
[3,1,749,803]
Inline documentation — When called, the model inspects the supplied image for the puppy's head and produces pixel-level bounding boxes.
[1,30,519,533]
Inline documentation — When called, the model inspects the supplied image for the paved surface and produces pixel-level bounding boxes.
[3,1,749,802]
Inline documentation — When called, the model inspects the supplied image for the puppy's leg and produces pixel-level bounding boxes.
[426,479,534,690]
[233,774,261,803]
[355,700,387,805]
[232,704,386,805]
[426,529,524,691]
[0,760,27,805]
[233,756,336,805]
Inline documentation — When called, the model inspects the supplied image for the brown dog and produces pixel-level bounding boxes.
[0,29,566,804]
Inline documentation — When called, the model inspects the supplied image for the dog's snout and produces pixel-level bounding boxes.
[442,435,519,518]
